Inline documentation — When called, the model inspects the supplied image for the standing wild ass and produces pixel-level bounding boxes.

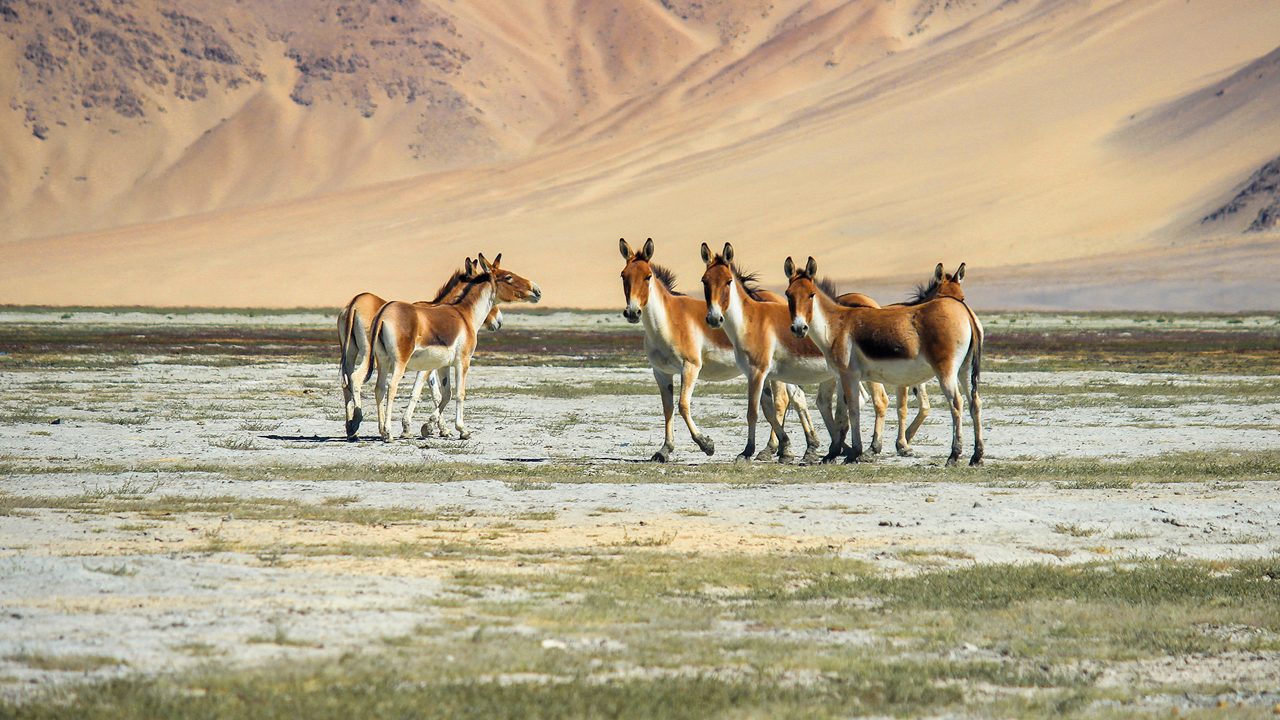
[784,257,984,465]
[699,242,891,462]
[371,254,541,442]
[338,259,503,439]
[620,238,821,462]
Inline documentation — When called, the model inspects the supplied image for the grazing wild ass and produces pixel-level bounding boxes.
[784,257,984,465]
[371,254,541,442]
[620,238,821,462]
[338,259,503,439]
[699,242,891,462]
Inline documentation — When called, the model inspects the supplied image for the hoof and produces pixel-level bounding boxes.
[870,440,883,455]
[458,430,472,441]
[650,451,670,463]
[843,454,866,465]
[896,444,913,457]
[419,423,433,439]
[695,435,715,456]
[735,453,753,464]
[945,456,959,467]
[345,421,358,440]
[969,456,984,467]
[755,449,775,462]
[380,433,393,443]
[801,449,821,464]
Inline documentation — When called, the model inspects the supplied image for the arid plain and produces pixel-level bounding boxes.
[3,0,1280,717]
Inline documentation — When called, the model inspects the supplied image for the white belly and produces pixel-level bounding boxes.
[698,345,742,381]
[769,353,832,385]
[406,342,459,372]
[857,355,936,386]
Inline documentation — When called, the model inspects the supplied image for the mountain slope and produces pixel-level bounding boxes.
[1,0,1278,309]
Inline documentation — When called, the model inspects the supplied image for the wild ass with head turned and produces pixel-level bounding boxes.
[784,257,984,465]
[620,238,821,462]
[371,253,541,442]
[338,259,504,439]
[699,242,892,462]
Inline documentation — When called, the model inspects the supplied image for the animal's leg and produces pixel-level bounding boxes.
[401,371,428,438]
[436,372,455,437]
[760,383,781,460]
[678,363,715,456]
[960,370,983,466]
[375,362,404,443]
[421,371,442,438]
[759,381,791,462]
[341,347,357,439]
[787,384,822,463]
[738,370,767,462]
[841,372,865,463]
[938,373,964,466]
[868,382,888,455]
[906,385,929,444]
[817,381,842,463]
[453,356,473,440]
[349,329,371,436]
[895,387,912,456]
[651,368,676,462]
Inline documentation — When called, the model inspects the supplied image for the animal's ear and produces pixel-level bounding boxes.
[954,263,966,282]
[464,257,474,275]
[722,242,734,263]
[477,253,492,273]
[492,253,502,268]
[619,238,632,260]
[784,256,795,279]
[641,237,655,261]
[934,262,944,283]
[700,242,712,264]
[805,256,818,278]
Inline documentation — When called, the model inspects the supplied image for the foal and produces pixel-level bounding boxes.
[784,257,984,465]
[620,238,820,462]
[338,259,503,438]
[371,254,540,442]
[700,243,889,462]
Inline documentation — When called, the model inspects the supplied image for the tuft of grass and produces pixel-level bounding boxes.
[4,651,124,673]
[513,510,558,521]
[1052,523,1098,538]
[85,562,137,577]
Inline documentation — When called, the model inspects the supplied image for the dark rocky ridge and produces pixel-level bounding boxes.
[1201,155,1280,233]
[2,0,478,140]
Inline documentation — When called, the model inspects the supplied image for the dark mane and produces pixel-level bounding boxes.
[816,276,841,298]
[449,271,494,305]
[902,277,940,306]
[429,266,470,304]
[651,264,684,296]
[729,262,768,301]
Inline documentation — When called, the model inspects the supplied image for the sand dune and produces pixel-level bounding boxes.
[1,0,1277,309]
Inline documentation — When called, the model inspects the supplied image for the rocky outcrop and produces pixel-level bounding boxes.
[1201,156,1280,234]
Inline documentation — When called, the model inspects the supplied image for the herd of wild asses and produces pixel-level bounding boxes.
[339,240,983,466]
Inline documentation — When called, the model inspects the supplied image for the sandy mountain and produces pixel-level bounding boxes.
[1,0,1277,309]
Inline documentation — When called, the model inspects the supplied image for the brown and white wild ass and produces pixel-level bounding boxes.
[371,254,541,442]
[817,278,932,457]
[620,238,821,462]
[338,259,504,439]
[784,257,984,465]
[699,242,891,462]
